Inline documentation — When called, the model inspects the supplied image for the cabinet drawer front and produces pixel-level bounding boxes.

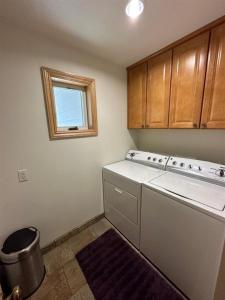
[169,32,209,128]
[104,181,138,224]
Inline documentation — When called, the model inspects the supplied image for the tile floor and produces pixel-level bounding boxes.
[0,218,112,300]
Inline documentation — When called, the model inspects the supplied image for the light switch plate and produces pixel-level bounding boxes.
[17,169,29,182]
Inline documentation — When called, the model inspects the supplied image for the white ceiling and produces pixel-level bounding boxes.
[0,0,225,66]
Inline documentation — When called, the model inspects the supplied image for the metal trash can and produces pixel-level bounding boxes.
[0,227,45,299]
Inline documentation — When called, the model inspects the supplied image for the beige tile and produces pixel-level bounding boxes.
[43,279,72,300]
[69,292,82,300]
[78,284,95,300]
[70,284,95,300]
[30,220,109,300]
[43,248,62,274]
[31,271,72,300]
[44,242,75,274]
[57,243,75,264]
[64,259,86,294]
[66,228,95,255]
[89,218,112,238]
[102,217,113,228]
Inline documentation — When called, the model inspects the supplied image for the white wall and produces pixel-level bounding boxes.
[137,129,225,164]
[0,21,137,247]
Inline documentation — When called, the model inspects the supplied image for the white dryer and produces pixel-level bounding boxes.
[141,156,225,300]
[103,150,169,248]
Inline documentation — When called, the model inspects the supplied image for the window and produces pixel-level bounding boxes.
[41,67,98,139]
[53,85,88,130]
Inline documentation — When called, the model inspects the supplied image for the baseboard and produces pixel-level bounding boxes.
[41,213,105,254]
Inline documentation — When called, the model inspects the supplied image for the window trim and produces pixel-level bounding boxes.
[41,67,98,139]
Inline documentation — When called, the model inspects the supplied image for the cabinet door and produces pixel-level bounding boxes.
[201,23,225,128]
[146,50,172,128]
[127,63,147,128]
[169,32,210,128]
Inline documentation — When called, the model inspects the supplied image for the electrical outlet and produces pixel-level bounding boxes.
[17,169,29,182]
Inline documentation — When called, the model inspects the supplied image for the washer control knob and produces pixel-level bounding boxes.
[153,158,157,162]
[220,169,225,177]
[172,161,177,166]
[198,166,202,171]
[180,162,185,167]
[147,156,151,160]
[158,159,163,163]
[189,164,193,169]
[130,152,135,158]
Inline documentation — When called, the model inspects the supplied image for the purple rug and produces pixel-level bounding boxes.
[76,229,186,300]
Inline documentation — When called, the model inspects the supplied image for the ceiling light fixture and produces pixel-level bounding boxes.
[126,0,144,19]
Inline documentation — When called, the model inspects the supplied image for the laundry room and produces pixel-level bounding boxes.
[0,1,225,299]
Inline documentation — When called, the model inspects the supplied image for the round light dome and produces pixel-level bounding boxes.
[126,0,144,19]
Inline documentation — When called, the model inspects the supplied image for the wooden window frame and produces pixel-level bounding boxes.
[41,67,98,139]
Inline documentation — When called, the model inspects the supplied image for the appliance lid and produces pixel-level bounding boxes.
[103,160,163,183]
[150,173,225,211]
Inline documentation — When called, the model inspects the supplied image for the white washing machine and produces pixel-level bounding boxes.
[103,150,169,248]
[141,156,225,300]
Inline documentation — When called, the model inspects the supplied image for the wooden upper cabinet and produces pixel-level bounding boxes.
[201,23,225,128]
[146,50,172,128]
[169,32,210,128]
[128,62,147,128]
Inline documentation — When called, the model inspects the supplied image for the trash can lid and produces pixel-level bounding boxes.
[2,227,37,254]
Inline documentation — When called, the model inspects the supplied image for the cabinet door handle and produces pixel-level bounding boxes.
[193,123,198,128]
[114,187,123,194]
[201,123,207,128]
[141,124,145,128]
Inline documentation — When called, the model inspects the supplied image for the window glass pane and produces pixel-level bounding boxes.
[53,86,87,128]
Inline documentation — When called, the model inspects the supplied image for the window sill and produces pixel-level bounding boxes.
[49,129,98,140]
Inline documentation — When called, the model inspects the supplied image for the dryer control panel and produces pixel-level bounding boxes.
[126,150,169,169]
[167,156,225,186]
